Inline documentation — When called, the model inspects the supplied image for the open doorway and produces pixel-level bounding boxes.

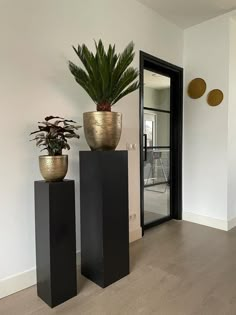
[139,51,183,233]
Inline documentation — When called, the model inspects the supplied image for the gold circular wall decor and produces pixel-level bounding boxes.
[188,78,207,99]
[207,89,224,107]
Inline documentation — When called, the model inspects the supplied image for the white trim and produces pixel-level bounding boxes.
[0,251,80,299]
[183,211,228,231]
[0,228,143,299]
[228,217,236,230]
[129,227,142,243]
[0,268,36,299]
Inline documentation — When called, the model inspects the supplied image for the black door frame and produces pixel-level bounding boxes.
[139,51,183,234]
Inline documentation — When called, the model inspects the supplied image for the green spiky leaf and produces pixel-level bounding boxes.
[68,40,139,111]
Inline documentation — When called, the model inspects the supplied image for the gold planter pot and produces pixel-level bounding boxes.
[83,111,122,151]
[39,155,68,182]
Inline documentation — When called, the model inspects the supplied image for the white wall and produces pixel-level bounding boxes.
[227,18,236,222]
[183,15,230,227]
[0,0,183,296]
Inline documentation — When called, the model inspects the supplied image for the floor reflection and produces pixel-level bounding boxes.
[144,184,170,225]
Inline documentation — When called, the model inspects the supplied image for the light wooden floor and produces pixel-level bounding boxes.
[1,220,236,315]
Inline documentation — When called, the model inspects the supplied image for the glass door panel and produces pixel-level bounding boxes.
[143,70,171,226]
[144,148,170,224]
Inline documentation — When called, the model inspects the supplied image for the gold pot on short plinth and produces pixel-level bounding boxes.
[39,155,68,182]
[83,111,122,151]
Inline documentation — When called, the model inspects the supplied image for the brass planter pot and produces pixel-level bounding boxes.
[83,111,122,151]
[39,155,68,182]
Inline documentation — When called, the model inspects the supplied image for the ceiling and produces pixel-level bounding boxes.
[137,0,236,28]
[144,70,170,89]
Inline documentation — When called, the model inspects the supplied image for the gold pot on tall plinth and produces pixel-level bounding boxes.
[83,112,122,151]
[39,155,68,182]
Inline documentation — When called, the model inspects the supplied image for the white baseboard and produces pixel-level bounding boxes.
[183,211,228,231]
[227,217,236,230]
[129,227,142,243]
[0,268,36,299]
[0,251,81,300]
[0,228,143,299]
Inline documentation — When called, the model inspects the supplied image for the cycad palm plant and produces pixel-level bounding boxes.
[68,40,139,111]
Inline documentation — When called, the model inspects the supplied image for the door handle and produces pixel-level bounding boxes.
[144,134,147,161]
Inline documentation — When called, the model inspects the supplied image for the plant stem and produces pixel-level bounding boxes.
[97,103,111,111]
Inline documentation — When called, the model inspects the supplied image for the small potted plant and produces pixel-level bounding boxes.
[68,40,139,151]
[30,116,81,182]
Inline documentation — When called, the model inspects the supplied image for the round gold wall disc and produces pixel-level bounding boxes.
[207,89,224,107]
[188,78,207,99]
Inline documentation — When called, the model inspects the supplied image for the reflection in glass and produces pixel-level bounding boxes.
[144,149,170,224]
[143,70,171,225]
[144,110,170,147]
[156,112,170,147]
[144,149,169,186]
[144,69,171,111]
[144,120,153,147]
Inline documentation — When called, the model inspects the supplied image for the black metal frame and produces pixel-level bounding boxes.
[144,107,170,114]
[139,51,183,234]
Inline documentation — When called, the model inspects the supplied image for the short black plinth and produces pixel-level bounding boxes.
[80,151,130,288]
[34,180,77,308]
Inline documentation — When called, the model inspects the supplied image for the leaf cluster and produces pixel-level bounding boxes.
[30,116,81,156]
[68,40,139,110]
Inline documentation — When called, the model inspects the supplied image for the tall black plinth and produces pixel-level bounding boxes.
[34,180,77,308]
[80,151,129,288]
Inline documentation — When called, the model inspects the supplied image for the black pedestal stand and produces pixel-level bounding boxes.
[80,151,130,288]
[34,180,77,308]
